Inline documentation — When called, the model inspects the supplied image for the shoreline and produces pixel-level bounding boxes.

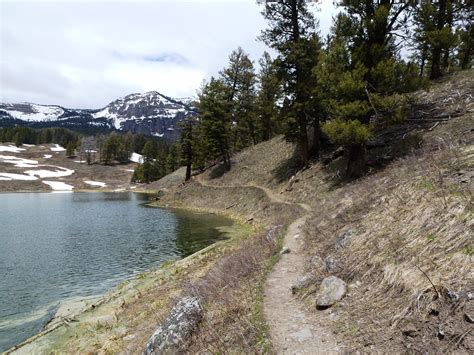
[4,200,254,354]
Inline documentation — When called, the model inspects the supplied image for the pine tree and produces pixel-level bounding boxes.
[165,144,180,174]
[66,142,76,158]
[220,47,258,149]
[198,78,232,171]
[179,117,194,181]
[260,0,321,165]
[256,52,283,141]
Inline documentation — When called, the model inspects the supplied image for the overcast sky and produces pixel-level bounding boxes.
[0,0,338,108]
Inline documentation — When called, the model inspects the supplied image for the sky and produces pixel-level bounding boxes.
[0,0,338,109]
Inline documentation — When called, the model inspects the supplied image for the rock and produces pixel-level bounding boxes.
[325,256,343,273]
[280,247,290,255]
[144,296,203,354]
[316,276,347,308]
[291,273,318,294]
[335,230,354,249]
[402,323,418,338]
[464,313,474,323]
[308,255,326,274]
[265,225,283,243]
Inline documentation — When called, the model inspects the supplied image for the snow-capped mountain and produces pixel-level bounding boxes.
[0,92,196,140]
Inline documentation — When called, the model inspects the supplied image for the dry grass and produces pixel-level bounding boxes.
[302,143,473,352]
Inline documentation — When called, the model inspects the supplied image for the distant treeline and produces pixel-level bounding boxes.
[0,126,81,148]
[0,126,178,182]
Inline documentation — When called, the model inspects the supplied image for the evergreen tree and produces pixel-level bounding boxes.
[256,52,283,141]
[179,118,194,181]
[165,143,180,174]
[220,47,258,149]
[260,0,322,165]
[198,78,232,171]
[66,142,76,158]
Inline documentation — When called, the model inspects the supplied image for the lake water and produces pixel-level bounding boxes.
[0,192,232,351]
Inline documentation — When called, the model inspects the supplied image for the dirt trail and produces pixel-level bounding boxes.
[194,174,338,353]
[264,215,340,354]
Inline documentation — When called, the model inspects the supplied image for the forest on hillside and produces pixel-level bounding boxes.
[174,0,472,181]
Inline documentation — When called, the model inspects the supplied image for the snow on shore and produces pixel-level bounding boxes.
[0,155,39,167]
[42,181,74,191]
[0,145,26,153]
[84,180,107,187]
[50,144,66,152]
[44,155,53,159]
[0,173,38,181]
[24,166,74,179]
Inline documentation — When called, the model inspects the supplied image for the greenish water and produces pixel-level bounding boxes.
[0,192,232,351]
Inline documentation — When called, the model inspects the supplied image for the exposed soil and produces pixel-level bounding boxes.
[264,215,341,353]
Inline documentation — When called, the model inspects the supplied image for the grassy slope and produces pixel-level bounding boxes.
[155,70,473,352]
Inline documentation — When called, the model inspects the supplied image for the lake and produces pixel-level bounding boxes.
[0,192,232,351]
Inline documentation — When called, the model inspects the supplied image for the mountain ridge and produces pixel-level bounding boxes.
[0,91,197,140]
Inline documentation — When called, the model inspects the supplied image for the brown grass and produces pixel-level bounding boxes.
[302,143,473,352]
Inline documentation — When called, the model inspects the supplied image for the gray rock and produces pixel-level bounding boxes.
[316,276,347,308]
[325,256,343,273]
[335,230,354,249]
[280,247,290,255]
[308,255,326,274]
[291,273,318,294]
[144,296,203,354]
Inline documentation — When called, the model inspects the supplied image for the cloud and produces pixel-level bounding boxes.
[0,0,337,108]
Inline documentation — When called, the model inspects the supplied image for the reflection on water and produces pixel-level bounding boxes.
[0,192,232,351]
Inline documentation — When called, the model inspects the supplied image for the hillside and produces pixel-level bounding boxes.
[8,71,473,354]
[152,70,474,353]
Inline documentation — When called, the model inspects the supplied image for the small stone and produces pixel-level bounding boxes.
[308,255,326,274]
[325,256,342,273]
[280,247,290,255]
[402,323,418,337]
[291,273,318,294]
[464,313,474,323]
[316,276,347,308]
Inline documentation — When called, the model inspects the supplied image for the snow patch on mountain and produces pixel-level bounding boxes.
[1,104,64,122]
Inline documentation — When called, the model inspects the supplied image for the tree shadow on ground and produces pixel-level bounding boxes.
[208,162,230,180]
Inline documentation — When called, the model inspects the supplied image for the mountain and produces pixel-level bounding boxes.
[0,92,197,140]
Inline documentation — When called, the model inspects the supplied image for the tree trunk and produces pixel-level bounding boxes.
[346,144,366,179]
[185,163,191,181]
[309,119,321,158]
[297,114,309,167]
[430,47,443,79]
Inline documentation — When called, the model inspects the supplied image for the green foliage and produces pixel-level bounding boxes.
[322,119,372,147]
[66,142,76,158]
[198,77,233,170]
[0,126,81,147]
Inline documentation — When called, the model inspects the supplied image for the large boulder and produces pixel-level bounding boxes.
[144,296,203,354]
[316,276,347,309]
